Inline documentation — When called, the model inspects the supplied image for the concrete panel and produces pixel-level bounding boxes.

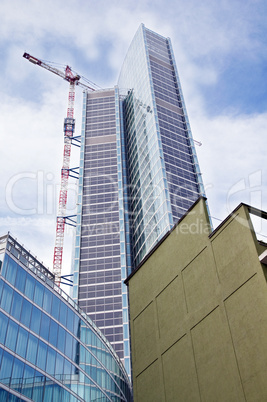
[162,335,200,402]
[183,247,218,316]
[128,198,210,319]
[132,302,158,375]
[136,359,163,402]
[156,275,186,350]
[225,275,267,401]
[191,307,244,402]
[211,210,259,297]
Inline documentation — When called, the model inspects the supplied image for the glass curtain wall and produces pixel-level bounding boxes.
[0,235,132,401]
[118,24,206,268]
[73,89,130,373]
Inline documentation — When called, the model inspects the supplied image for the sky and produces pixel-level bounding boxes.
[1,0,267,290]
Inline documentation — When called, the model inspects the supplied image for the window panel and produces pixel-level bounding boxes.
[51,294,60,321]
[55,353,64,379]
[0,388,8,401]
[30,305,41,335]
[16,326,28,359]
[43,288,52,315]
[43,379,54,401]
[1,283,13,314]
[59,301,67,328]
[66,308,74,333]
[14,265,26,294]
[64,332,73,360]
[36,339,47,371]
[20,298,32,327]
[24,274,35,300]
[49,319,58,347]
[0,311,8,344]
[21,364,35,399]
[46,346,56,375]
[10,291,23,321]
[26,333,38,365]
[5,319,18,351]
[34,280,44,307]
[32,370,45,401]
[5,256,17,285]
[57,325,66,354]
[0,350,14,385]
[40,312,50,341]
[10,357,24,393]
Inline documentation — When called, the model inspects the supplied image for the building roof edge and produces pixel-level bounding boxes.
[125,196,207,284]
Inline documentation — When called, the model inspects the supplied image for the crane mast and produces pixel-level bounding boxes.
[53,79,76,286]
[23,52,95,286]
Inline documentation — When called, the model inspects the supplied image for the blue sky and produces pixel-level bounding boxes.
[1,0,267,285]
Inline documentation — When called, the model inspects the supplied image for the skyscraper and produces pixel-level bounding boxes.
[72,24,206,375]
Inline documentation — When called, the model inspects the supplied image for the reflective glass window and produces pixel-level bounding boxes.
[43,378,54,400]
[65,331,73,360]
[11,357,24,393]
[55,352,64,378]
[40,312,50,341]
[20,298,32,327]
[0,349,14,385]
[5,319,18,351]
[51,293,60,321]
[36,339,47,371]
[30,305,41,334]
[10,290,23,321]
[21,364,34,399]
[59,301,67,327]
[46,346,56,375]
[5,256,17,285]
[0,388,8,401]
[24,274,35,300]
[16,326,28,358]
[52,385,61,401]
[26,333,38,365]
[66,307,74,333]
[0,311,8,344]
[15,265,26,293]
[49,319,58,347]
[57,325,66,354]
[34,280,44,307]
[61,388,70,402]
[0,255,8,277]
[32,370,45,401]
[63,358,72,377]
[0,280,3,304]
[43,287,52,315]
[1,283,13,314]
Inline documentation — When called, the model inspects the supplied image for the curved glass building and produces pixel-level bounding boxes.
[0,234,132,401]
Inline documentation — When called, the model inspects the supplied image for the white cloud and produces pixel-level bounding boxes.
[1,0,267,286]
[192,111,267,225]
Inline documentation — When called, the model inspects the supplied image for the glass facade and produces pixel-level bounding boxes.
[72,89,131,376]
[118,24,205,267]
[73,24,207,375]
[0,234,132,401]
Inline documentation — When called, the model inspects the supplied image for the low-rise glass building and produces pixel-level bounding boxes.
[0,234,132,401]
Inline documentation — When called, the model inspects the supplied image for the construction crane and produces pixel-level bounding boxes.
[23,52,97,286]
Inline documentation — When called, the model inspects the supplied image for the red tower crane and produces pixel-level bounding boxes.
[23,52,96,286]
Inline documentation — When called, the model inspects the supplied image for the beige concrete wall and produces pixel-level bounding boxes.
[127,199,267,401]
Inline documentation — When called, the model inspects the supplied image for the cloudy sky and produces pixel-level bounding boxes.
[1,0,267,288]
